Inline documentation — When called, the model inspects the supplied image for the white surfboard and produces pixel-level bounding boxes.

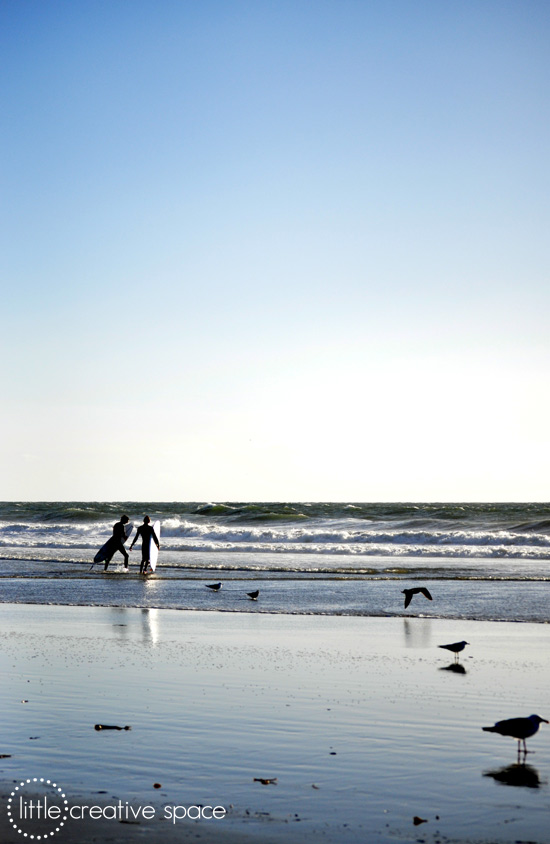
[148,520,161,572]
[94,521,133,563]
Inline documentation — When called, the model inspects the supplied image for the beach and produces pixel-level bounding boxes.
[2,603,550,843]
[3,0,548,833]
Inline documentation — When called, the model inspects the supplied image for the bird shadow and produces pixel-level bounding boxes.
[438,663,467,675]
[483,762,546,789]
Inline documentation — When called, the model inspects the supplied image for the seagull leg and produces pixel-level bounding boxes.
[516,739,532,761]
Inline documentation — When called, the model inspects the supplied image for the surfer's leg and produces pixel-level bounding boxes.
[115,541,129,568]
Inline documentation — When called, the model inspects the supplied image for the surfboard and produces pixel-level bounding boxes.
[94,522,133,564]
[148,520,161,572]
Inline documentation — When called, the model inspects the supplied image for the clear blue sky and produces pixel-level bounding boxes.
[1,0,549,501]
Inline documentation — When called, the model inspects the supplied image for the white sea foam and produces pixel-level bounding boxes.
[2,502,550,592]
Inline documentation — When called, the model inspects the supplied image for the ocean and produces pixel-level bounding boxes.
[1,501,549,622]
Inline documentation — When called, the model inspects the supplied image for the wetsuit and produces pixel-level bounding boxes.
[104,520,129,571]
[134,523,159,574]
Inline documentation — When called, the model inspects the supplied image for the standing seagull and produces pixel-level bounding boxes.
[402,587,433,609]
[247,590,260,600]
[438,641,469,662]
[205,582,222,592]
[482,714,548,757]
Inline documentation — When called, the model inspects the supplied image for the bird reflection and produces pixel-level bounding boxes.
[483,762,544,789]
[439,662,467,675]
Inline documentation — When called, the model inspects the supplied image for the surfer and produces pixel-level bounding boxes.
[130,516,160,574]
[104,515,131,571]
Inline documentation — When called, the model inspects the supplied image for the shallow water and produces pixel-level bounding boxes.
[1,557,550,623]
[2,502,550,623]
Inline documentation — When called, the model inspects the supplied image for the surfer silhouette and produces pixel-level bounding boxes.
[104,515,131,571]
[130,516,160,574]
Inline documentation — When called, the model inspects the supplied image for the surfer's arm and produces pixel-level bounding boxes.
[129,527,141,549]
[152,530,160,549]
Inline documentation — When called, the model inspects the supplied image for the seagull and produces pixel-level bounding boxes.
[438,640,469,661]
[402,587,432,609]
[205,582,222,591]
[247,590,259,600]
[482,714,548,756]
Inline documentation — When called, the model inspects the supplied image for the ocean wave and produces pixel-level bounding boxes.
[104,517,550,547]
[2,537,550,561]
[2,503,550,573]
[156,541,550,559]
[2,501,549,528]
[4,518,550,549]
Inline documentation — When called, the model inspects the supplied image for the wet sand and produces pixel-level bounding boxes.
[1,604,550,843]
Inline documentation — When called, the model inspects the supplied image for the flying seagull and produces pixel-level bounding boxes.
[205,582,222,592]
[247,590,260,600]
[482,714,548,756]
[402,587,433,609]
[438,641,469,661]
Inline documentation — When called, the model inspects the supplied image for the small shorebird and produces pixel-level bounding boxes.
[205,582,222,591]
[438,640,469,661]
[402,586,432,609]
[482,714,548,757]
[247,590,260,600]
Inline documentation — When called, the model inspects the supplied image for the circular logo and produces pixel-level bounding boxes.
[7,778,68,840]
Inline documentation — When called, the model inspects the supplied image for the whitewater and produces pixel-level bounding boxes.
[1,502,549,622]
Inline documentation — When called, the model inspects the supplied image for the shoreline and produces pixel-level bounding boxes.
[2,562,550,623]
[1,604,550,843]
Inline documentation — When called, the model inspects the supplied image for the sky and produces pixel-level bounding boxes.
[1,0,549,502]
